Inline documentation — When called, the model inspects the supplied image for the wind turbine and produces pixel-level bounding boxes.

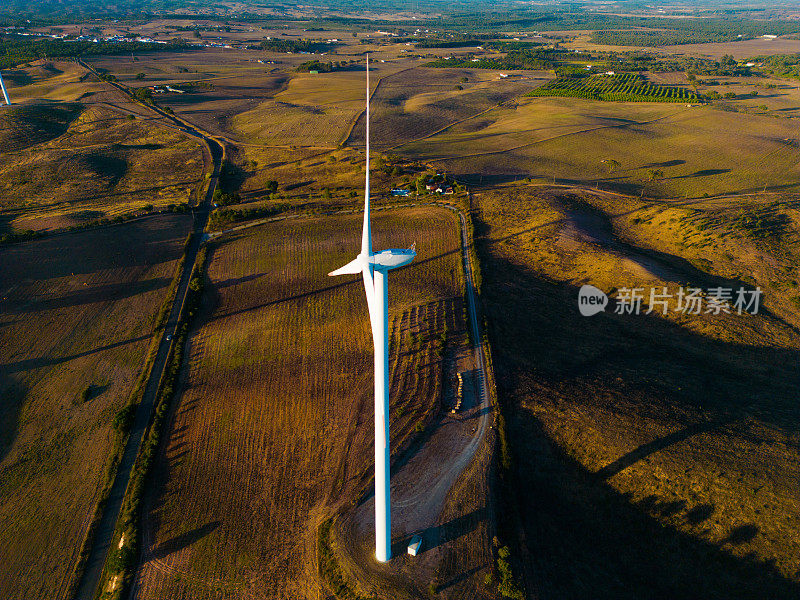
[329,54,416,563]
[0,71,11,105]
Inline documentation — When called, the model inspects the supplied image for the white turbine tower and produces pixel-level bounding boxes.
[0,71,11,105]
[329,54,416,563]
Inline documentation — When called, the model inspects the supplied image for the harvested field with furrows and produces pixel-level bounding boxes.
[0,103,205,231]
[0,214,191,600]
[347,67,544,149]
[475,185,800,599]
[132,207,463,599]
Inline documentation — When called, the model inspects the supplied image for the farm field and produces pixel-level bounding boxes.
[131,207,465,599]
[87,50,409,146]
[7,10,800,600]
[475,184,800,598]
[228,144,365,206]
[229,69,370,146]
[528,72,697,103]
[0,214,191,600]
[0,101,206,231]
[348,67,545,149]
[399,96,800,197]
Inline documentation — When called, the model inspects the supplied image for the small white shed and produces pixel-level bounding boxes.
[407,535,423,556]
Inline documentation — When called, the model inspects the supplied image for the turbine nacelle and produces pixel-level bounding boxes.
[328,248,416,277]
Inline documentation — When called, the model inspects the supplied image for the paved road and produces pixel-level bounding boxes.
[72,62,223,600]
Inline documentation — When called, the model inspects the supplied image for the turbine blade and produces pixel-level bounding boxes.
[328,256,364,276]
[362,262,379,338]
[362,53,372,257]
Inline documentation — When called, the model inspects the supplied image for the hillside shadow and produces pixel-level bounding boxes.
[505,410,798,599]
[478,228,800,597]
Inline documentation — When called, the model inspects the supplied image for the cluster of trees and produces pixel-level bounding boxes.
[258,38,333,53]
[655,56,751,77]
[528,73,697,103]
[0,37,187,69]
[753,53,800,79]
[560,50,751,77]
[415,38,484,48]
[208,204,289,229]
[590,18,800,47]
[295,60,347,73]
[388,10,800,37]
[428,47,565,70]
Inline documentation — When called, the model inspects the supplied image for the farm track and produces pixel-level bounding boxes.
[389,206,491,508]
[72,61,224,600]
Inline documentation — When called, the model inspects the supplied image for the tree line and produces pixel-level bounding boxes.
[0,36,187,69]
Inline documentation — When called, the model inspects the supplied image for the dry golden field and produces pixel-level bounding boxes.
[476,184,800,598]
[86,51,407,146]
[399,96,800,199]
[0,214,191,600]
[131,207,464,599]
[0,102,205,231]
[348,67,543,150]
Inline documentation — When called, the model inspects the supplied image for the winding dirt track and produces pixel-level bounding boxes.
[392,208,491,515]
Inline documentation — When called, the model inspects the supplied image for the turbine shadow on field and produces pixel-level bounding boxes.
[479,236,800,596]
[594,417,735,480]
[394,507,489,557]
[0,334,151,373]
[2,278,171,314]
[150,521,221,560]
[209,246,461,323]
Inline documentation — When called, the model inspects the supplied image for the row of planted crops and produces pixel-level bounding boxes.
[528,73,698,103]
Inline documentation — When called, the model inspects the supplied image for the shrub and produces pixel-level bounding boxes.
[112,405,136,434]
